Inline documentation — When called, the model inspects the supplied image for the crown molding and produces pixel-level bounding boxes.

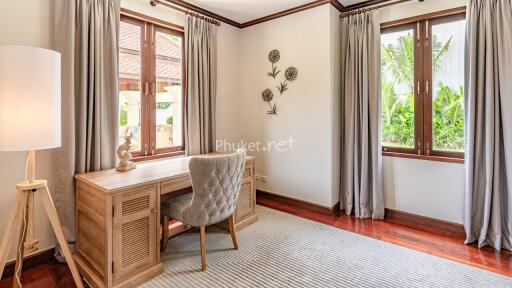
[330,0,345,12]
[159,0,346,29]
[158,0,423,30]
[161,0,242,27]
[240,0,341,28]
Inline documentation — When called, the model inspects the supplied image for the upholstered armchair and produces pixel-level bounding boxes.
[161,149,246,271]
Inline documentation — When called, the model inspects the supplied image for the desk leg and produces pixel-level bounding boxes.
[161,215,170,252]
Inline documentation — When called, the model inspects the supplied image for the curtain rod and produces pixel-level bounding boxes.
[149,0,221,26]
[340,0,412,18]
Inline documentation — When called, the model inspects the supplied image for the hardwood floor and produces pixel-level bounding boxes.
[1,199,510,287]
[0,260,76,288]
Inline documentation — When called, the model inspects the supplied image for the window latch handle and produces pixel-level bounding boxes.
[416,22,421,47]
[417,141,421,155]
[426,143,430,156]
[144,82,149,96]
[417,81,421,95]
[144,143,149,156]
[425,20,429,46]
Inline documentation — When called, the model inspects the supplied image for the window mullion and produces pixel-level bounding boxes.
[423,19,433,157]
[414,21,425,156]
[148,23,157,156]
[141,22,152,156]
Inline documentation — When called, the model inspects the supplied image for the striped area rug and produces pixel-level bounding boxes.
[141,206,512,288]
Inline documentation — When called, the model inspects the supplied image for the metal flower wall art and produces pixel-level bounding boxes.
[262,49,299,116]
[278,66,298,94]
[262,89,277,115]
[267,49,281,78]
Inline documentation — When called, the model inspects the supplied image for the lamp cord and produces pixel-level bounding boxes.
[25,156,29,180]
[15,155,30,286]
[15,200,28,287]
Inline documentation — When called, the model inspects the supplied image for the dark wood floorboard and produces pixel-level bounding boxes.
[0,260,77,288]
[1,199,510,287]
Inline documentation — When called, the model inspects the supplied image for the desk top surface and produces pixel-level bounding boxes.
[75,155,255,192]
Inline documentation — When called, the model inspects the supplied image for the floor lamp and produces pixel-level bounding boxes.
[0,46,83,288]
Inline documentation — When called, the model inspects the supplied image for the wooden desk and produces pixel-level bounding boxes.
[73,156,257,288]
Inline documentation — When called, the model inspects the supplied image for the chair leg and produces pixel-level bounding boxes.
[228,214,238,250]
[199,226,206,272]
[161,215,170,252]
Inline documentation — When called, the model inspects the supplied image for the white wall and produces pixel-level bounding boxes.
[237,5,340,208]
[380,0,467,224]
[329,5,342,206]
[0,0,56,261]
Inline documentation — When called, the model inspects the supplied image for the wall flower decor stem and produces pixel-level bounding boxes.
[277,80,288,94]
[267,102,277,115]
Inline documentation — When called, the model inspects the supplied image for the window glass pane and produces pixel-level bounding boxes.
[155,31,183,149]
[118,21,142,151]
[381,28,416,148]
[431,18,465,152]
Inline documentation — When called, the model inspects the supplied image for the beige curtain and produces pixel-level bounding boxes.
[184,16,217,155]
[53,0,120,257]
[340,10,384,219]
[464,0,512,251]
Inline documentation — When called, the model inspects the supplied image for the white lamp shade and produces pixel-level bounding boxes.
[0,46,61,151]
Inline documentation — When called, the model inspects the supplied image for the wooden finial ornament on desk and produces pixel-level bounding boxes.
[116,134,136,171]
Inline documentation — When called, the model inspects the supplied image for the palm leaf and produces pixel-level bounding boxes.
[432,35,453,72]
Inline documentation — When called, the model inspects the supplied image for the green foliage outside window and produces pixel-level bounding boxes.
[166,116,173,125]
[119,105,128,126]
[381,33,464,152]
[157,102,171,109]
[432,84,464,151]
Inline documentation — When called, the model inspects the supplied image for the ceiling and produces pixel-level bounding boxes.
[339,0,369,6]
[184,0,369,23]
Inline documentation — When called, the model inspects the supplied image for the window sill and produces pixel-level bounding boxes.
[132,150,185,163]
[382,151,464,164]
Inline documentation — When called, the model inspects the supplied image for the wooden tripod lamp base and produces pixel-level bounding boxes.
[0,180,84,288]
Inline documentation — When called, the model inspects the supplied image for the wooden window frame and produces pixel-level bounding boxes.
[380,7,466,163]
[120,12,186,161]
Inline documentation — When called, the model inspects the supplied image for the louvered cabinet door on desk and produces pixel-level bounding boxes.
[112,185,160,285]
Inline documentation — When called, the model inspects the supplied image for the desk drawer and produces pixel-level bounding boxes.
[161,175,192,194]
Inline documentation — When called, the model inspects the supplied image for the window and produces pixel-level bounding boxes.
[381,12,466,159]
[119,15,185,159]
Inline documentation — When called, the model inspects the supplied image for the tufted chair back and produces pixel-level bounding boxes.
[182,149,246,226]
